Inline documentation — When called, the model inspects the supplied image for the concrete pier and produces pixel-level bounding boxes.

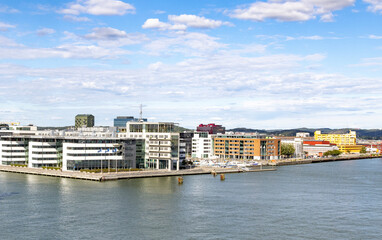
[0,165,276,182]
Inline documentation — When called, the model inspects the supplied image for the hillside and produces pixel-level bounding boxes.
[228,128,382,140]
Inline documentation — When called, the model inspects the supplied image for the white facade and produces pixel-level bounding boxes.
[125,122,180,170]
[303,144,338,157]
[192,132,213,159]
[29,139,60,168]
[62,140,135,171]
[0,135,136,171]
[0,137,28,165]
[296,132,310,138]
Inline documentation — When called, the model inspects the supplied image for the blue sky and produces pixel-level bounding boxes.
[1,0,382,129]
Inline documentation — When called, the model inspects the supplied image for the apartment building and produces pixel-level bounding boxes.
[214,135,280,160]
[191,132,213,159]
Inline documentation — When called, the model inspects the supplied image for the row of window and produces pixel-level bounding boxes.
[67,153,123,157]
[32,152,57,155]
[32,157,58,161]
[2,155,26,158]
[2,144,26,147]
[2,150,26,152]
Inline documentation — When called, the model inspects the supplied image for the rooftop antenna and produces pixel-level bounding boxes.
[139,104,143,122]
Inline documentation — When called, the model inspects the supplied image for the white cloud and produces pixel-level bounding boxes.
[168,14,231,29]
[0,43,129,60]
[148,62,164,71]
[257,34,340,41]
[84,27,147,47]
[60,0,135,16]
[0,5,19,13]
[142,14,230,31]
[0,22,16,31]
[288,35,326,40]
[36,28,56,36]
[364,0,382,13]
[355,57,382,66]
[154,10,166,14]
[230,0,355,22]
[142,18,187,31]
[369,34,382,39]
[1,45,382,128]
[0,36,21,47]
[85,27,128,40]
[63,15,91,22]
[143,32,226,56]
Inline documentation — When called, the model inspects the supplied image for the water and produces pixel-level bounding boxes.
[1,158,381,240]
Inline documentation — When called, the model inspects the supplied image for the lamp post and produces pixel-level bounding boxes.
[113,143,119,173]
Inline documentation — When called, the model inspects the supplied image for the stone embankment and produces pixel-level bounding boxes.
[266,154,381,166]
[2,155,376,182]
[0,165,275,182]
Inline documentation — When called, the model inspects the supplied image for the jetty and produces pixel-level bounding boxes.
[0,165,275,182]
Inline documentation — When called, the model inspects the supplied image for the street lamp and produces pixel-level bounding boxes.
[113,143,119,173]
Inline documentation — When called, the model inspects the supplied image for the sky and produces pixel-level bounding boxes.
[1,0,382,129]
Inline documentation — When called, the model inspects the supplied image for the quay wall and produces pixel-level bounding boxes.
[272,155,381,166]
[1,155,378,181]
[0,165,275,182]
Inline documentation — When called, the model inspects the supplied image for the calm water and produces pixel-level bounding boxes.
[1,159,381,240]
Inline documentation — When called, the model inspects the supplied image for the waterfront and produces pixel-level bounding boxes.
[1,158,381,239]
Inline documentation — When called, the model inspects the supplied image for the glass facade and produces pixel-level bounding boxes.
[66,159,131,171]
[135,139,145,168]
[171,135,179,158]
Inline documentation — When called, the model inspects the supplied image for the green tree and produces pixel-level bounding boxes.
[323,150,342,157]
[360,146,367,154]
[281,143,295,157]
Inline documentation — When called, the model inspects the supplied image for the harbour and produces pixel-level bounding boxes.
[1,158,381,240]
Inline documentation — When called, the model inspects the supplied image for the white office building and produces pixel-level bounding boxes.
[123,122,180,170]
[0,135,136,171]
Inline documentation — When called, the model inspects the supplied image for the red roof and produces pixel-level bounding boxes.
[303,140,336,146]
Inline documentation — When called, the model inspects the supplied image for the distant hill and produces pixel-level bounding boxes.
[173,125,192,133]
[228,128,382,140]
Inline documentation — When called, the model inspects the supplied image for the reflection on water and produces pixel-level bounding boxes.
[0,158,382,240]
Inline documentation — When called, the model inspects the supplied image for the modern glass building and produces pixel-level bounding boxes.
[114,116,147,127]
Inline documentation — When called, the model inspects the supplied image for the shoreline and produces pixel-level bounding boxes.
[0,155,379,181]
[268,154,381,166]
[0,165,276,182]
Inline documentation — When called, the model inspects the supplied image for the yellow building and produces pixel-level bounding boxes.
[314,130,362,153]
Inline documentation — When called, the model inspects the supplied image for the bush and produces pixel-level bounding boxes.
[360,146,367,154]
[79,168,142,173]
[42,166,61,170]
[10,164,27,167]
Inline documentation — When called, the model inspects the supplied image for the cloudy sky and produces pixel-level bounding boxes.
[1,0,382,129]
